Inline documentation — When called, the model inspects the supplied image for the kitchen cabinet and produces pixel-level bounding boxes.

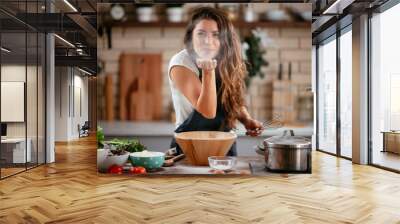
[382,131,400,154]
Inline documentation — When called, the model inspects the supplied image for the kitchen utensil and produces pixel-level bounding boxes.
[208,156,237,171]
[232,114,283,135]
[260,114,283,130]
[163,154,185,167]
[261,129,311,172]
[174,131,237,165]
[166,7,184,23]
[130,150,165,169]
[265,10,290,21]
[136,7,153,22]
[119,54,162,121]
[254,143,265,156]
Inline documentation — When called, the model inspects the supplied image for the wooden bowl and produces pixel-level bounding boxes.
[174,131,237,166]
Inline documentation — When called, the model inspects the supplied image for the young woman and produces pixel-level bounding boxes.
[168,7,263,156]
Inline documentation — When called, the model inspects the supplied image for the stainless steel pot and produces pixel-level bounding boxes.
[257,130,311,172]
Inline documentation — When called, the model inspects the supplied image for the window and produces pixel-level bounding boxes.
[317,36,337,154]
[370,2,400,171]
[339,28,352,158]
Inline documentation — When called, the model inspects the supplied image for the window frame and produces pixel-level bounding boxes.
[315,22,353,161]
[368,0,400,173]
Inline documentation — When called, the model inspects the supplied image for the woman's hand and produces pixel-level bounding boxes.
[243,118,263,137]
[196,58,217,71]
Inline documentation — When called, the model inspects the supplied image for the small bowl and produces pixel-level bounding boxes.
[130,150,165,170]
[208,156,237,171]
[98,151,129,173]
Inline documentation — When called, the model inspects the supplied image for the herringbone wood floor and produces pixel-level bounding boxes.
[1,135,400,224]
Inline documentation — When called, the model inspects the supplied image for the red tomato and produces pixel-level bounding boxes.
[128,167,136,174]
[133,166,146,174]
[108,165,123,174]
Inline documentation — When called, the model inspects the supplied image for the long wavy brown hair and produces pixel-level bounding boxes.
[184,7,246,129]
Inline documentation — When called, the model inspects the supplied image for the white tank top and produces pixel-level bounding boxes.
[168,49,200,128]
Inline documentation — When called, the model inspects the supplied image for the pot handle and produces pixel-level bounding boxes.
[282,129,295,136]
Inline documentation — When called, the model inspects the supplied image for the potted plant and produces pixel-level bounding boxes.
[166,3,184,23]
[243,29,269,87]
[136,4,154,22]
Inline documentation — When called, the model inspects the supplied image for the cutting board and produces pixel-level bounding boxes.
[151,158,252,175]
[105,74,114,121]
[119,53,162,121]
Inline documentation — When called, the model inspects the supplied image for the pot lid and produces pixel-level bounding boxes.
[263,130,311,149]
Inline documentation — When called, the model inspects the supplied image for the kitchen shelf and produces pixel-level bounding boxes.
[111,20,311,29]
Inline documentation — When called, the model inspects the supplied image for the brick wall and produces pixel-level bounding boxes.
[97,4,312,125]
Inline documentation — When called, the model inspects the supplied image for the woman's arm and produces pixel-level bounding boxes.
[238,106,263,136]
[170,61,217,119]
[237,106,252,124]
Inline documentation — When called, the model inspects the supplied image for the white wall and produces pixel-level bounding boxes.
[1,64,46,164]
[54,67,89,141]
[55,66,69,141]
[1,65,36,138]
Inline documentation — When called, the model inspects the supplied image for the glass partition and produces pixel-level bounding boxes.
[1,30,28,177]
[27,29,38,169]
[0,1,46,179]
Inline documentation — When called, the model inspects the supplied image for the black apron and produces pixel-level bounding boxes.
[170,67,237,156]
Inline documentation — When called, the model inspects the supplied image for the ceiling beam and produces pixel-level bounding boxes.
[67,13,97,39]
[55,55,96,71]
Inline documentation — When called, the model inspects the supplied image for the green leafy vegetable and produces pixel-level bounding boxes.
[97,126,105,149]
[108,138,147,153]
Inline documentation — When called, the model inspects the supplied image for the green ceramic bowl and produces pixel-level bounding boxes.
[129,151,165,169]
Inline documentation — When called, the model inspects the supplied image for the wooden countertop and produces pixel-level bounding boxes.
[99,156,309,176]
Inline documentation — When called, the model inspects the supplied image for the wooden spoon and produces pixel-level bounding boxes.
[163,154,185,167]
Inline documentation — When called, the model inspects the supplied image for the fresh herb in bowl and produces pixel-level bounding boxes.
[97,126,105,149]
[108,139,147,153]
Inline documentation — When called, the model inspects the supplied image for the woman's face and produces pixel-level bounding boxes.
[192,19,220,60]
